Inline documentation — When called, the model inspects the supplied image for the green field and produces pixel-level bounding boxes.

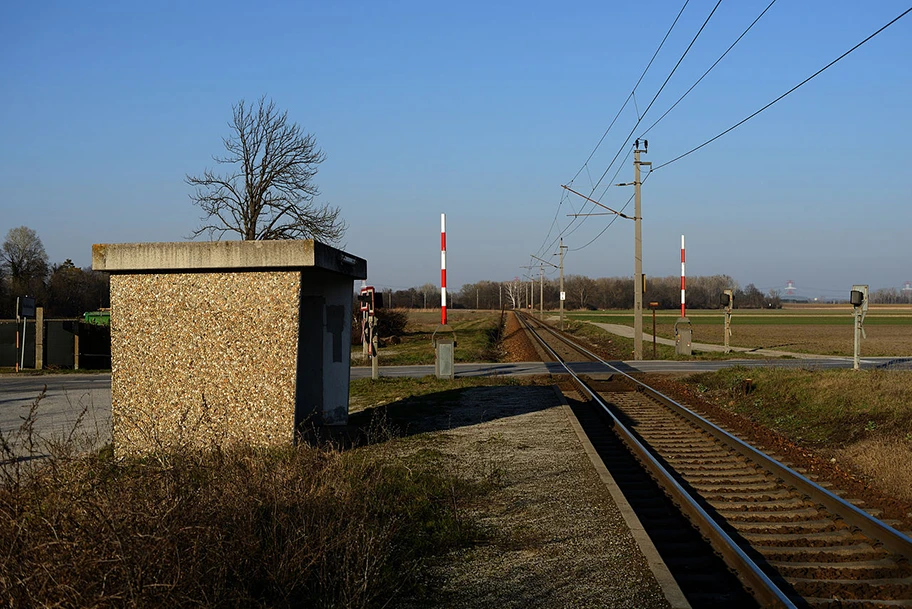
[565,304,912,357]
[568,308,912,326]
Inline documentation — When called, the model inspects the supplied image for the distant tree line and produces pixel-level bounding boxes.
[0,226,109,319]
[870,287,912,305]
[456,275,780,310]
[378,274,782,311]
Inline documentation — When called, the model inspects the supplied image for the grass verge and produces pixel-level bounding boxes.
[355,310,504,366]
[682,367,912,446]
[678,366,912,501]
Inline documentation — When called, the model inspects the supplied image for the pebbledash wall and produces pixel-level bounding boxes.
[93,240,366,455]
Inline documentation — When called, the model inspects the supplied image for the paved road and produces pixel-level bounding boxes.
[589,322,840,359]
[351,356,912,379]
[0,373,111,458]
[5,354,909,455]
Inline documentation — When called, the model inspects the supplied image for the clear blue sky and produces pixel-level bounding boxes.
[1,1,909,299]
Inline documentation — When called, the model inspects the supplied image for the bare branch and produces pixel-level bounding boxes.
[186,97,345,243]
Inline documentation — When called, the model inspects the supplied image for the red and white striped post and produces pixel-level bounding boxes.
[441,213,447,325]
[680,235,686,318]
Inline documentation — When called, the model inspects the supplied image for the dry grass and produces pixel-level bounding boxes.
[0,394,495,609]
[690,323,912,357]
[836,438,912,503]
[683,367,912,501]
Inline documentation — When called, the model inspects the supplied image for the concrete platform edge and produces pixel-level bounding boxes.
[553,385,691,609]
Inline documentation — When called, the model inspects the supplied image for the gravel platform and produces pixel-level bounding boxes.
[392,384,675,609]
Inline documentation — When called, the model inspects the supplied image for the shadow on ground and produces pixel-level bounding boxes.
[348,384,562,443]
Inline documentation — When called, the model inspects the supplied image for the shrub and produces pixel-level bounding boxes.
[375,308,408,338]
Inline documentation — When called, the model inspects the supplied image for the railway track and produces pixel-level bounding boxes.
[516,311,912,609]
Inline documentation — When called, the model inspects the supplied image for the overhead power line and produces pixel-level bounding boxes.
[552,1,723,256]
[568,0,691,186]
[587,0,724,197]
[639,0,778,138]
[652,6,912,171]
[535,1,692,260]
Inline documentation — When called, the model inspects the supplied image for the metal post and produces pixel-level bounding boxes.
[680,235,686,318]
[851,285,868,370]
[723,289,733,354]
[35,307,43,371]
[20,316,27,371]
[634,149,643,360]
[652,307,657,359]
[362,308,369,361]
[853,307,862,370]
[540,264,544,318]
[15,297,20,373]
[371,317,379,380]
[559,238,567,330]
[530,276,533,311]
[441,213,447,325]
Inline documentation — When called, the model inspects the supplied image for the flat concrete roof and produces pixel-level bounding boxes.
[92,240,366,278]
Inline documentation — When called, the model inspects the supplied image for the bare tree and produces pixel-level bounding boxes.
[418,283,438,309]
[187,97,346,242]
[503,279,522,309]
[1,226,48,295]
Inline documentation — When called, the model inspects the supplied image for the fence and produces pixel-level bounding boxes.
[0,319,111,369]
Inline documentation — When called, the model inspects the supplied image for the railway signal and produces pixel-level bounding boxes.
[721,289,733,353]
[359,285,380,379]
[850,285,868,370]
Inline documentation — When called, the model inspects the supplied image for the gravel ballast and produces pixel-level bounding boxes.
[392,384,674,609]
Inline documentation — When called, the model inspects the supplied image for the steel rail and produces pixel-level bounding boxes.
[516,313,797,609]
[524,312,912,561]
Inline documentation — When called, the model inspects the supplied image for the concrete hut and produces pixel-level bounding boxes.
[93,240,367,455]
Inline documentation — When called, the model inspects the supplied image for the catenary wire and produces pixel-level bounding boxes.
[652,6,912,171]
[535,148,633,260]
[570,170,654,252]
[639,0,777,138]
[534,0,691,259]
[587,0,724,198]
[566,0,691,186]
[552,0,723,256]
[562,149,633,243]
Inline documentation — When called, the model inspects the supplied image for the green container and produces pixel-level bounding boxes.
[83,311,111,326]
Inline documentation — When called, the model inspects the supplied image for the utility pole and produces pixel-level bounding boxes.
[559,238,568,330]
[530,254,557,320]
[521,265,535,313]
[561,140,649,355]
[632,142,650,360]
[540,264,544,317]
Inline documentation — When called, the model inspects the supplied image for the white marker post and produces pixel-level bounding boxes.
[680,235,686,318]
[674,235,693,355]
[441,213,447,325]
